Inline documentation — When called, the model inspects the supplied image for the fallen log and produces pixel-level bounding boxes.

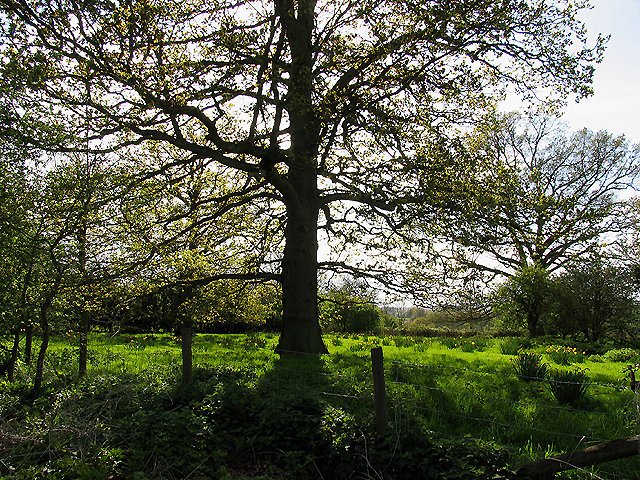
[514,435,640,477]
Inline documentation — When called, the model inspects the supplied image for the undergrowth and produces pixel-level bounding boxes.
[0,332,636,479]
[0,365,514,480]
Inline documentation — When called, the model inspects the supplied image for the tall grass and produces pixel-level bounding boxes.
[2,332,637,479]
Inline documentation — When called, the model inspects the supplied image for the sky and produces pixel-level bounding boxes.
[558,0,640,144]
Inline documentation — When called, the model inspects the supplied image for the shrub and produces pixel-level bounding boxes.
[413,338,432,352]
[441,337,488,352]
[545,345,587,365]
[441,337,461,349]
[500,337,530,355]
[406,315,435,333]
[602,348,640,363]
[547,369,589,406]
[460,338,488,352]
[320,295,384,334]
[349,338,380,352]
[393,336,415,348]
[512,352,547,381]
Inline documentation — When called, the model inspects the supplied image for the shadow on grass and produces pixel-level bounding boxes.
[0,350,515,480]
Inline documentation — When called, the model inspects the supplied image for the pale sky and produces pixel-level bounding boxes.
[560,0,640,144]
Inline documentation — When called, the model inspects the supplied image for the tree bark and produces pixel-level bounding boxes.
[79,310,89,378]
[34,309,50,393]
[24,324,32,365]
[526,311,537,338]
[274,0,328,355]
[8,327,20,382]
[277,192,327,354]
[34,290,56,393]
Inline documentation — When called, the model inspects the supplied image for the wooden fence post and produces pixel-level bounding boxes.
[371,346,388,435]
[181,327,193,384]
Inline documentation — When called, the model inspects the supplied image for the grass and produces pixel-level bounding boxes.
[2,332,639,479]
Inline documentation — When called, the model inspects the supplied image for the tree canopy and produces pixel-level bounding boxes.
[440,112,639,281]
[0,0,607,353]
[550,254,639,341]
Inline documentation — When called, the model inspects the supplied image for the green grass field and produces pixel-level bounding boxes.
[2,332,639,479]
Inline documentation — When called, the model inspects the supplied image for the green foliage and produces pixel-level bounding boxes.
[547,369,590,406]
[120,280,282,334]
[494,266,553,337]
[500,337,530,355]
[549,256,640,342]
[602,348,640,363]
[545,345,587,366]
[320,283,384,334]
[406,315,435,333]
[348,337,381,352]
[512,352,548,381]
[393,336,417,348]
[0,0,608,355]
[3,333,639,479]
[449,114,640,327]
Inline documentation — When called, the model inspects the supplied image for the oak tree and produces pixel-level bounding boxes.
[0,0,605,353]
[448,113,639,277]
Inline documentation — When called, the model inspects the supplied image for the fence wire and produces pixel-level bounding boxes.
[4,334,638,461]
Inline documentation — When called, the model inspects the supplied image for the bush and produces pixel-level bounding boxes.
[441,337,488,352]
[512,352,547,381]
[320,291,384,334]
[441,337,460,349]
[393,336,415,348]
[602,348,640,363]
[500,337,530,355]
[406,315,435,333]
[547,369,589,406]
[545,345,587,365]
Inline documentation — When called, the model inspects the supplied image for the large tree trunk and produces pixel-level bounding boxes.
[274,0,328,355]
[526,311,538,338]
[277,189,327,354]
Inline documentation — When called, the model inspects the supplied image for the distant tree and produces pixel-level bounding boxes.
[493,265,553,337]
[406,307,431,321]
[441,112,640,279]
[550,255,639,342]
[0,0,606,353]
[320,279,383,334]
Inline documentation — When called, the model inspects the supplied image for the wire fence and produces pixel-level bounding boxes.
[5,333,640,461]
[387,359,633,449]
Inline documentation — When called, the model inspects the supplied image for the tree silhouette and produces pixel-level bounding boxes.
[0,0,606,352]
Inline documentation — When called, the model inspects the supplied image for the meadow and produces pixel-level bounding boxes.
[1,332,639,479]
